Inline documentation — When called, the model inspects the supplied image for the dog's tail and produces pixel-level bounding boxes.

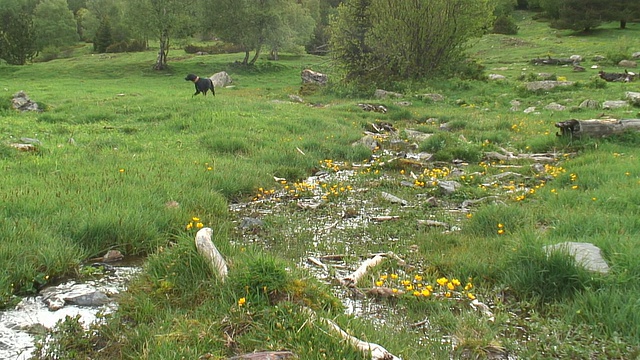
[209,79,215,96]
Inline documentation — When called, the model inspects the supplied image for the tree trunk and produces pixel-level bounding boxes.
[242,50,250,65]
[249,44,262,65]
[620,20,626,29]
[154,29,169,70]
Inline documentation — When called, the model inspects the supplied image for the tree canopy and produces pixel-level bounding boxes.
[330,0,494,85]
[201,0,316,65]
[33,0,79,50]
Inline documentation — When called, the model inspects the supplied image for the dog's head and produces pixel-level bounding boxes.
[185,74,198,82]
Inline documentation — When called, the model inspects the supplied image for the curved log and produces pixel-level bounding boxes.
[195,227,228,282]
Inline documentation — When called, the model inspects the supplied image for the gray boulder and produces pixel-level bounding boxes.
[625,91,640,106]
[603,100,629,109]
[374,89,403,99]
[209,71,233,88]
[618,59,637,68]
[301,69,327,85]
[543,242,609,274]
[525,81,574,91]
[12,91,40,112]
[579,99,599,109]
[544,102,566,111]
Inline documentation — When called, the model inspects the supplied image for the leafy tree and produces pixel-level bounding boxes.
[306,0,342,55]
[266,0,317,59]
[67,0,88,13]
[202,0,316,65]
[328,0,374,82]
[33,0,79,50]
[126,0,198,70]
[75,7,99,41]
[492,0,518,34]
[87,0,132,43]
[541,0,605,32]
[0,0,39,64]
[612,0,640,29]
[330,0,494,85]
[93,17,113,52]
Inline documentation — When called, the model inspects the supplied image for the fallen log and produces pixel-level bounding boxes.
[555,119,640,138]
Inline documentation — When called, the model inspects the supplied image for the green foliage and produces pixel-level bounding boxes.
[105,39,146,53]
[502,239,594,303]
[493,15,519,35]
[93,17,113,53]
[330,0,494,85]
[419,132,483,162]
[202,0,316,65]
[0,2,39,65]
[546,0,606,31]
[33,0,79,50]
[32,315,98,359]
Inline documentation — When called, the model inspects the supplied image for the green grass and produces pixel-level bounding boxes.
[3,12,640,360]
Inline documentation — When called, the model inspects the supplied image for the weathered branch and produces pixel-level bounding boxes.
[321,317,402,360]
[555,119,640,138]
[195,227,228,282]
[340,254,386,287]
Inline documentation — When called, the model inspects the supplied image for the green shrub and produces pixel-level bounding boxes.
[503,240,593,303]
[493,15,519,35]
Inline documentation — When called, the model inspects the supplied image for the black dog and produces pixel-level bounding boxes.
[185,74,215,97]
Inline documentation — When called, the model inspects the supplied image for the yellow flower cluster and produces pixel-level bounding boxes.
[414,166,451,188]
[253,187,277,201]
[374,273,476,301]
[320,182,353,201]
[321,159,341,172]
[543,164,566,178]
[185,217,204,230]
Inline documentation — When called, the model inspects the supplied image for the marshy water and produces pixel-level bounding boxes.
[0,261,142,360]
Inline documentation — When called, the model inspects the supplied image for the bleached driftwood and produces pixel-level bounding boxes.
[340,254,386,287]
[340,252,406,287]
[195,227,228,282]
[321,317,401,360]
[227,351,297,360]
[372,215,400,222]
[416,219,449,228]
[307,256,328,272]
[470,299,495,322]
[555,119,640,138]
[380,192,408,206]
[366,287,405,298]
[484,148,560,163]
[10,143,37,151]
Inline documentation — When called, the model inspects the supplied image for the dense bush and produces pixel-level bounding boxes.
[493,15,519,35]
[105,39,147,53]
[184,43,244,55]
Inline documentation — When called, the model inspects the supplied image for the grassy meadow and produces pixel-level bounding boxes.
[2,11,640,359]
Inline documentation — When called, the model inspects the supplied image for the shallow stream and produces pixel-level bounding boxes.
[0,261,141,360]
